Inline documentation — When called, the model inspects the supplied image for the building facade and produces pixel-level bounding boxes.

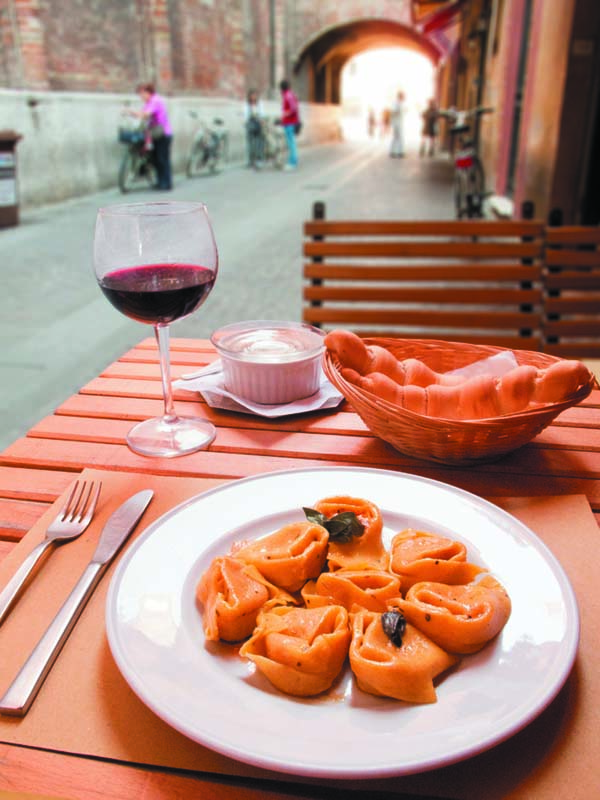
[1,0,598,222]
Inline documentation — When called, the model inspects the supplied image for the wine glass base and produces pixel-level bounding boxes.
[126,416,216,458]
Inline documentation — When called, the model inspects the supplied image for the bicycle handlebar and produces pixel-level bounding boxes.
[438,106,494,120]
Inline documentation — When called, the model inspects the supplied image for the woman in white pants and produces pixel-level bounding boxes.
[390,91,406,158]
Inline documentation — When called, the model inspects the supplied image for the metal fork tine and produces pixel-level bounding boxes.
[72,481,93,524]
[60,481,82,523]
[67,481,88,523]
[79,482,102,527]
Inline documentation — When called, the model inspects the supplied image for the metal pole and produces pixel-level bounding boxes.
[269,0,276,95]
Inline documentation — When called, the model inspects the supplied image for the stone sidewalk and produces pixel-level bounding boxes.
[0,138,454,449]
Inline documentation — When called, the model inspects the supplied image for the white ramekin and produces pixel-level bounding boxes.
[210,320,325,405]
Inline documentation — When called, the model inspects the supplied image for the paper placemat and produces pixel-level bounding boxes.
[0,470,597,799]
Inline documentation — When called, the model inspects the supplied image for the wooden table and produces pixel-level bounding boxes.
[0,336,598,800]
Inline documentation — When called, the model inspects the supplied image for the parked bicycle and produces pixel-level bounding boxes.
[186,113,229,177]
[260,117,286,169]
[439,106,494,219]
[117,124,156,193]
[118,126,156,194]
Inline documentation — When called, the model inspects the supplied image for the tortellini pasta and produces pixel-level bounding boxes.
[233,521,329,592]
[196,555,295,642]
[349,610,459,703]
[301,569,401,612]
[313,495,387,571]
[389,528,485,590]
[196,496,512,704]
[392,575,512,654]
[240,605,351,696]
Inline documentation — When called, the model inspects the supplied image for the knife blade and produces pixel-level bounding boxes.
[0,489,153,716]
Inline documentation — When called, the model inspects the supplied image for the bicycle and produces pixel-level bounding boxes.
[260,117,286,169]
[186,113,229,177]
[117,124,156,193]
[439,106,493,219]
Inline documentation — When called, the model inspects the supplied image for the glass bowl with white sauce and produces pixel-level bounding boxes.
[210,320,325,404]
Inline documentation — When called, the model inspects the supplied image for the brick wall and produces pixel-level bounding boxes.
[0,0,409,97]
[287,0,411,64]
[0,0,279,97]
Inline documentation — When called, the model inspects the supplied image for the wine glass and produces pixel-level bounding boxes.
[93,201,219,457]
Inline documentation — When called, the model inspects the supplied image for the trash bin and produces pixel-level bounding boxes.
[0,130,22,228]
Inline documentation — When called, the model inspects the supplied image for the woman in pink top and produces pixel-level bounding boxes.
[134,82,173,190]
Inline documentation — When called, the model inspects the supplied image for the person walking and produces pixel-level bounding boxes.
[244,88,265,168]
[420,98,438,157]
[131,82,173,190]
[367,107,376,138]
[279,79,300,171]
[380,107,391,139]
[389,90,406,158]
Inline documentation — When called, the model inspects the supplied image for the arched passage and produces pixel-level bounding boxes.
[293,18,441,104]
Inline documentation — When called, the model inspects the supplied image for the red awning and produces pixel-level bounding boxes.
[415,0,466,34]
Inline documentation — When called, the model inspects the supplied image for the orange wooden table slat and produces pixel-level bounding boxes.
[0,466,75,501]
[133,336,214,352]
[0,498,50,540]
[2,435,600,515]
[22,412,600,471]
[56,393,359,432]
[0,436,350,478]
[0,742,329,800]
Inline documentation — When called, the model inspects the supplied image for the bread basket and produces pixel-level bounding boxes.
[323,338,596,465]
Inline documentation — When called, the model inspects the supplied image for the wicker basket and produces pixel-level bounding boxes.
[323,338,596,465]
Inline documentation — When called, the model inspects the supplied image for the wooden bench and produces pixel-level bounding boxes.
[543,224,600,358]
[303,205,545,350]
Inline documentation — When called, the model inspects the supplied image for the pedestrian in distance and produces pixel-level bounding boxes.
[279,79,300,171]
[380,107,391,139]
[389,90,406,158]
[420,98,439,157]
[367,107,376,138]
[244,88,265,169]
[129,82,173,190]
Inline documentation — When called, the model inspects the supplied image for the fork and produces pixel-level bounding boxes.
[0,480,102,627]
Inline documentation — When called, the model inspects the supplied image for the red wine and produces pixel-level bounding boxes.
[99,263,216,324]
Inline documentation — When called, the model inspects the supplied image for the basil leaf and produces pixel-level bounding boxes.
[302,508,365,543]
[302,507,328,528]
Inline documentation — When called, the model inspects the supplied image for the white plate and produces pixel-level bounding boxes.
[106,467,579,779]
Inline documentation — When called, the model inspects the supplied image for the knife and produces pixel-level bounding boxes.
[0,489,153,716]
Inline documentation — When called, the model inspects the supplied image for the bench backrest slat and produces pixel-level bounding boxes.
[543,224,600,357]
[303,263,542,281]
[304,220,544,237]
[303,213,544,349]
[304,287,542,305]
[304,241,542,259]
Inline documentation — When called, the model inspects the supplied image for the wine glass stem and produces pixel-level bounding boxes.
[155,324,176,422]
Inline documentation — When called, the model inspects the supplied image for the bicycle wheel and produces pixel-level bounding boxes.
[208,140,223,174]
[454,169,468,218]
[466,157,485,218]
[273,132,286,170]
[139,155,157,189]
[186,142,206,177]
[220,132,230,162]
[118,151,138,193]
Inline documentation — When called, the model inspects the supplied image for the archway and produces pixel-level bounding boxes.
[293,18,441,104]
